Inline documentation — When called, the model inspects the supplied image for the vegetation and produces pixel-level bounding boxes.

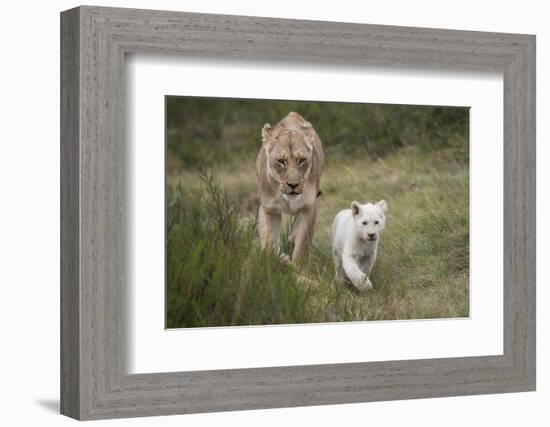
[166,97,469,171]
[165,98,469,328]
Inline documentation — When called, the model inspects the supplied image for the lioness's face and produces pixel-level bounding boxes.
[266,130,312,197]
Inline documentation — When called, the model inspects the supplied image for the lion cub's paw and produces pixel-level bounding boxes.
[359,274,374,291]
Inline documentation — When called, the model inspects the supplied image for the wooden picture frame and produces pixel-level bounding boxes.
[60,5,536,420]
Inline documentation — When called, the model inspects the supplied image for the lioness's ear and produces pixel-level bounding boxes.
[376,199,388,212]
[351,201,361,216]
[261,123,272,143]
[301,122,314,151]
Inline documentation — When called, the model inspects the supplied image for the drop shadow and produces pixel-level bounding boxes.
[35,399,59,414]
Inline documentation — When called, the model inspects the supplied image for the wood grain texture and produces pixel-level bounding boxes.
[60,5,536,420]
[60,7,80,419]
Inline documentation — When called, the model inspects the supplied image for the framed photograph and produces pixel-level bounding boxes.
[60,6,536,420]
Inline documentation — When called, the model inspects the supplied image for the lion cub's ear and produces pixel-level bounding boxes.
[351,201,362,216]
[301,122,314,151]
[376,199,388,213]
[261,123,272,143]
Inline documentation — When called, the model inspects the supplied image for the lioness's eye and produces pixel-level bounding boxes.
[374,220,379,225]
[299,158,306,166]
[277,159,286,166]
[362,221,368,225]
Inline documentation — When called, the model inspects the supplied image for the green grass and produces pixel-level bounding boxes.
[166,145,469,328]
[166,97,469,171]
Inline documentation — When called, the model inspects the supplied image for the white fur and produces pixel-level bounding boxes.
[331,200,388,291]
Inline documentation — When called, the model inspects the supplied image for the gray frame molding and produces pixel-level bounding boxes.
[60,5,536,420]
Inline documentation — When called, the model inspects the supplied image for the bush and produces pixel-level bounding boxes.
[166,170,316,328]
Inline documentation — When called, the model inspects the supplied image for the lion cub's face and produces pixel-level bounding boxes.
[351,200,388,242]
[263,128,313,198]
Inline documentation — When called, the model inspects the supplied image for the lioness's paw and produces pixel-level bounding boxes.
[279,253,292,265]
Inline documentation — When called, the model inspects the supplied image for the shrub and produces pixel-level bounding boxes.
[166,171,315,328]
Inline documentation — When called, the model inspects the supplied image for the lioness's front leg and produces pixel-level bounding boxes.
[291,205,316,265]
[258,206,282,253]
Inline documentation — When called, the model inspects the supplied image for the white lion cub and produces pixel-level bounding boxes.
[331,200,388,291]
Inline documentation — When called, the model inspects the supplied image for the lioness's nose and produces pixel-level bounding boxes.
[287,182,299,189]
[368,233,376,239]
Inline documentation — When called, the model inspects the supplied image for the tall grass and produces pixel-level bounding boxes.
[166,171,317,328]
[166,145,469,328]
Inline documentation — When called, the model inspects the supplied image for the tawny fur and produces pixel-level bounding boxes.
[256,112,324,265]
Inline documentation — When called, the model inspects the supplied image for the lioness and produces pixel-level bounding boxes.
[256,112,324,264]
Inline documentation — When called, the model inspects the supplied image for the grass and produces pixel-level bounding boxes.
[166,97,469,171]
[166,145,469,328]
